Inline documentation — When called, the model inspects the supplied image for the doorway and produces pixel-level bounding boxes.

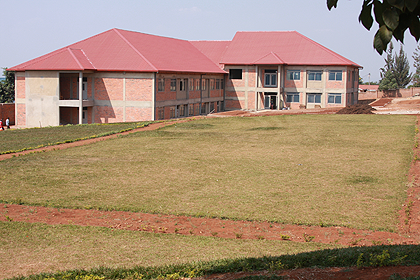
[264,94,277,109]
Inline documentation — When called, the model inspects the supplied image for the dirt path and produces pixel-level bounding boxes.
[1,112,420,279]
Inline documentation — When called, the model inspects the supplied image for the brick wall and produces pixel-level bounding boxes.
[0,104,15,125]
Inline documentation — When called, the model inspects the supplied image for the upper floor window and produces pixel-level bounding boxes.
[158,78,165,92]
[229,69,242,79]
[308,70,322,81]
[264,69,277,87]
[202,79,207,90]
[189,79,194,91]
[196,79,200,90]
[287,70,300,80]
[220,79,224,89]
[216,79,220,89]
[179,79,186,91]
[329,70,342,81]
[170,79,176,91]
[210,79,215,90]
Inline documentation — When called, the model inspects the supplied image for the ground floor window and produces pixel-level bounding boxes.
[286,92,299,103]
[169,106,176,118]
[178,104,187,117]
[200,103,207,115]
[328,93,342,104]
[218,101,224,112]
[189,104,194,115]
[157,107,164,120]
[210,102,215,112]
[307,93,321,104]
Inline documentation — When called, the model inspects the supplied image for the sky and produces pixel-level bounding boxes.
[1,0,419,83]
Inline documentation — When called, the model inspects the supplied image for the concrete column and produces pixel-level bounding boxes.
[79,72,83,124]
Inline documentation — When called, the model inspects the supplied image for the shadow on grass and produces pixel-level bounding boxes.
[10,245,420,280]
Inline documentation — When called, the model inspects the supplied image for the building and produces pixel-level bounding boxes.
[9,28,361,128]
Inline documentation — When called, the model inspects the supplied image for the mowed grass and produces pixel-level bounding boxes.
[0,114,415,231]
[0,221,338,279]
[0,122,150,154]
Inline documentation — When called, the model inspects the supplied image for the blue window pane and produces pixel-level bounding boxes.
[336,72,342,81]
[328,95,334,103]
[293,94,299,102]
[308,95,314,103]
[336,95,341,103]
[315,94,321,103]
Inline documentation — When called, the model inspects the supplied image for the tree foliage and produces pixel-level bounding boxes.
[412,44,420,86]
[378,42,412,89]
[327,0,420,54]
[0,68,15,103]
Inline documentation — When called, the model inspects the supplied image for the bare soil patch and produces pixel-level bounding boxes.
[1,113,420,279]
[336,104,376,114]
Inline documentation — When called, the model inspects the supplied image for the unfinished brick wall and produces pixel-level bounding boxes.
[0,104,15,125]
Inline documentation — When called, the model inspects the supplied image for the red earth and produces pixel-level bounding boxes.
[1,109,420,279]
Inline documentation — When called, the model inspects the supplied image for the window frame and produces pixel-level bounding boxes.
[170,79,176,91]
[328,93,342,104]
[328,70,342,81]
[286,92,300,103]
[307,93,322,104]
[158,78,165,92]
[229,69,242,79]
[264,69,277,87]
[308,70,322,81]
[287,70,300,81]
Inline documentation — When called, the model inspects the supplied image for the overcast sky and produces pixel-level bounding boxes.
[1,0,419,82]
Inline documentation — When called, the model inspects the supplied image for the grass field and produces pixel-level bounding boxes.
[0,121,150,154]
[0,114,415,231]
[0,221,339,279]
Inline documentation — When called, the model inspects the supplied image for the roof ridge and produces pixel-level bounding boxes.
[252,51,285,64]
[294,32,358,66]
[113,29,158,71]
[67,48,84,69]
[79,48,96,69]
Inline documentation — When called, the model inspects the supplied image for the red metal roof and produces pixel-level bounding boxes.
[9,29,226,74]
[190,40,230,66]
[9,29,361,73]
[220,31,361,67]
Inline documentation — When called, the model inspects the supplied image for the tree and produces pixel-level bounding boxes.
[378,43,412,89]
[0,68,15,103]
[327,0,420,55]
[412,44,420,86]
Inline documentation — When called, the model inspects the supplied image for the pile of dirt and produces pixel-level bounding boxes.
[336,104,376,114]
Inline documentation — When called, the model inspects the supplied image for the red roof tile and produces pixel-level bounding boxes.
[220,31,361,67]
[9,29,226,74]
[190,40,230,66]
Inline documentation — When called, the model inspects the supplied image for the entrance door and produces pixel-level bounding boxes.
[264,95,277,109]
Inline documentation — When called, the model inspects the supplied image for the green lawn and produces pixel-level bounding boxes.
[0,221,338,279]
[0,121,150,154]
[0,114,416,231]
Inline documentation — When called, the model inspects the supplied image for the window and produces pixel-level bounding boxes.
[189,104,194,115]
[264,69,277,87]
[157,107,164,120]
[287,70,300,80]
[328,93,342,104]
[202,79,207,91]
[169,106,176,118]
[210,79,215,90]
[189,79,194,91]
[158,78,165,92]
[178,104,186,117]
[179,79,186,91]
[307,93,321,103]
[216,79,220,89]
[229,69,242,79]
[220,79,224,89]
[286,92,300,103]
[329,70,342,81]
[170,79,176,91]
[201,103,207,114]
[308,71,322,81]
[210,102,215,112]
[196,79,200,90]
